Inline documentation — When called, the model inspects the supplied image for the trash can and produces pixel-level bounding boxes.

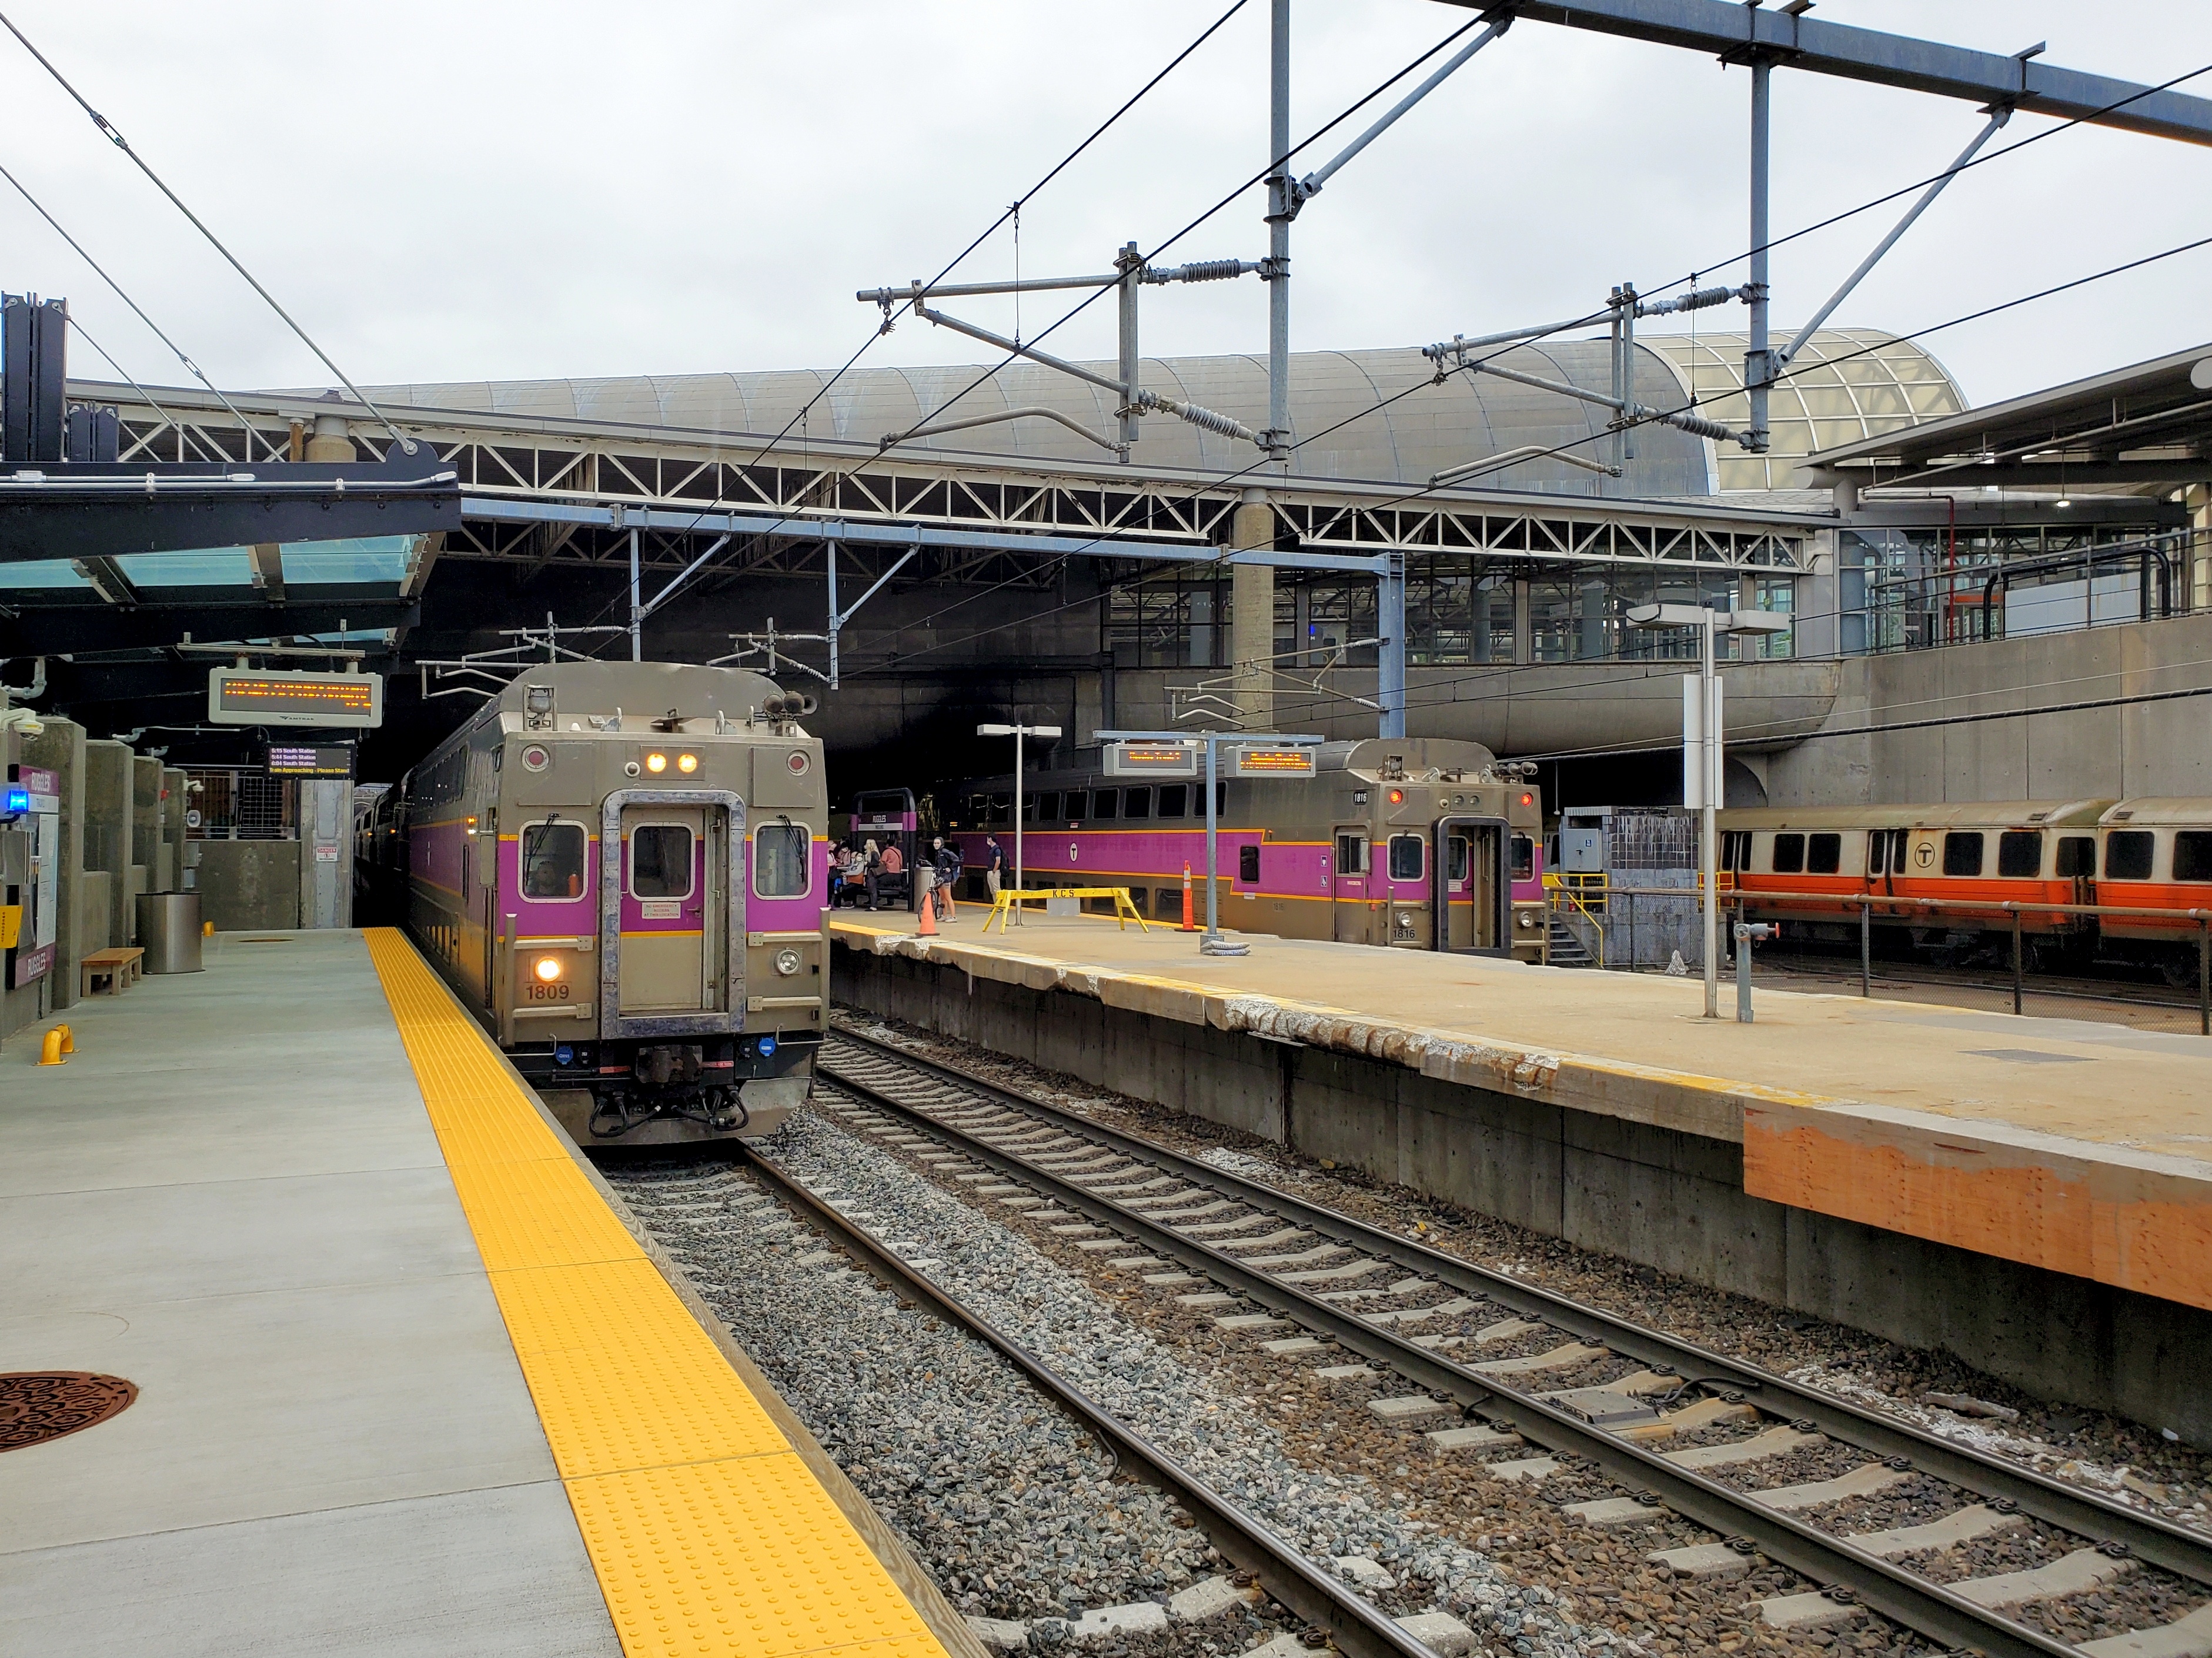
[136,892,204,975]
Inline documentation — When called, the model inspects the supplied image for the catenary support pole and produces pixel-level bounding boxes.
[1117,241,1142,455]
[1745,57,1773,455]
[1702,616,1719,1018]
[1378,551,1407,738]
[1205,736,1221,936]
[826,536,840,690]
[1013,725,1024,926]
[629,527,642,660]
[1265,0,1292,463]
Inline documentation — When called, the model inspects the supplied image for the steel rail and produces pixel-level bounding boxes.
[824,1030,2212,1652]
[737,1139,1445,1658]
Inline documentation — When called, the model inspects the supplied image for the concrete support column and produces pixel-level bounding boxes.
[1231,494,1275,729]
[2189,483,2210,613]
[304,412,353,463]
[1512,576,1533,665]
[83,741,132,952]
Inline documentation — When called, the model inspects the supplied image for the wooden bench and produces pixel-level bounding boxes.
[81,946,145,998]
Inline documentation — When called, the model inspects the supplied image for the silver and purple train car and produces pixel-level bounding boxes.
[950,736,1549,959]
[362,661,829,1145]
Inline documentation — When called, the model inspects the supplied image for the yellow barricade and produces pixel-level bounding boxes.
[983,886,1152,934]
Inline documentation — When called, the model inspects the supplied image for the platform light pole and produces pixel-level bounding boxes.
[977,722,1061,925]
[1625,603,1790,1018]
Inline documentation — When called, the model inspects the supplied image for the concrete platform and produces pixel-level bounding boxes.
[833,910,2212,1436]
[1,929,957,1658]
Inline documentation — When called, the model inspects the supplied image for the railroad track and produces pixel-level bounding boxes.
[816,1028,2212,1658]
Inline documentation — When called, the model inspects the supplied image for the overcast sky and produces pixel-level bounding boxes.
[1,1,2206,415]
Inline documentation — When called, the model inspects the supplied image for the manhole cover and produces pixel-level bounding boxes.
[0,1373,139,1452]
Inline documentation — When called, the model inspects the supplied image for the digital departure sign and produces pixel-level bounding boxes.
[265,743,358,778]
[208,668,383,729]
[1230,747,1317,778]
[1102,741,1198,779]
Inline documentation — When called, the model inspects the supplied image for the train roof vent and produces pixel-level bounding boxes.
[2111,809,2135,820]
[2028,810,2049,822]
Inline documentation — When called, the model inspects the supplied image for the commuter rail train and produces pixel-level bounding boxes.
[1717,796,2212,982]
[949,736,1549,959]
[357,661,828,1143]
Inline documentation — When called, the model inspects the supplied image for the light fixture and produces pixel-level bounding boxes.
[773,948,803,977]
[2057,496,2073,509]
[1520,792,1536,808]
[1387,788,1405,805]
[645,751,668,773]
[533,956,563,982]
[677,752,699,774]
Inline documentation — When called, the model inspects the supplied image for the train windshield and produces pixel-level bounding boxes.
[755,822,810,896]
[631,824,696,898]
[520,820,587,900]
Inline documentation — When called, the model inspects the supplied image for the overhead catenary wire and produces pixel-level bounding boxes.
[0,9,426,455]
[0,157,260,456]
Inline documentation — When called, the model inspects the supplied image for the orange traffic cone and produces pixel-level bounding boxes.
[1179,863,1197,932]
[916,880,939,937]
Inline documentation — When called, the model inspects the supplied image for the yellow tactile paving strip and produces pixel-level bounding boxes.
[364,928,947,1658]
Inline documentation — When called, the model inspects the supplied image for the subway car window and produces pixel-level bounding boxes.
[1063,790,1086,822]
[1388,834,1425,881]
[1238,844,1260,883]
[990,793,1012,826]
[754,823,809,897]
[1807,833,1842,875]
[2173,831,2212,882]
[1865,829,1890,875]
[2056,836,2096,877]
[1510,833,1535,881]
[1092,789,1119,820]
[1448,835,1469,883]
[1893,833,1913,876]
[1772,833,1805,875]
[1037,791,1061,822]
[1942,832,1985,878]
[1335,832,1367,876]
[630,824,696,899]
[1124,787,1151,820]
[1997,830,2043,879]
[520,820,587,901]
[1158,784,1187,818]
[2105,830,2154,881]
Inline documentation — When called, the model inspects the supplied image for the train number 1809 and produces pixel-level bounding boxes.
[525,982,572,1002]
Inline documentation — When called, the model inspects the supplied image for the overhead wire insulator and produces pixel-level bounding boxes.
[1633,285,1745,318]
[1137,391,1262,445]
[1654,408,1750,445]
[1146,258,1255,285]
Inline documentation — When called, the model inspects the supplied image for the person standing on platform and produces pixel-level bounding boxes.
[929,836,960,920]
[983,833,1005,903]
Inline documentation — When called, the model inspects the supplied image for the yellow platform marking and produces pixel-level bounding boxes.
[365,928,946,1658]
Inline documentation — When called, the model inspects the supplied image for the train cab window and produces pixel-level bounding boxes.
[520,820,587,901]
[1806,833,1842,875]
[1124,787,1151,820]
[1335,832,1368,876]
[1510,833,1536,882]
[1092,789,1119,820]
[2056,836,2096,878]
[1063,790,1087,822]
[2175,832,2212,882]
[1771,833,1806,875]
[1942,831,1985,878]
[1448,835,1469,883]
[1239,844,1260,883]
[630,823,696,899]
[2106,830,2154,881]
[1158,783,1188,819]
[1036,791,1061,822]
[1388,834,1425,881]
[1997,830,2043,879]
[754,822,810,898]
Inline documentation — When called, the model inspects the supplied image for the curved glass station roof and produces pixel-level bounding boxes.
[1642,329,1966,490]
[365,328,1962,499]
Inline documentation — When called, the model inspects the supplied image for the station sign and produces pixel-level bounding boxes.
[1102,740,1198,779]
[208,668,383,729]
[265,742,358,779]
[1229,746,1317,778]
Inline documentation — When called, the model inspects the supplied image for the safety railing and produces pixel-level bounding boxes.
[1599,880,2212,1033]
[1541,872,1608,968]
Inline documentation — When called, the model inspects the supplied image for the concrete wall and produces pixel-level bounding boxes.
[838,943,2212,1440]
[20,717,87,1014]
[194,840,301,932]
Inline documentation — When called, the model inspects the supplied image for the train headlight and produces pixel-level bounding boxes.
[677,752,699,774]
[1516,910,1538,930]
[533,956,563,982]
[645,751,668,774]
[1519,792,1535,808]
[773,948,802,977]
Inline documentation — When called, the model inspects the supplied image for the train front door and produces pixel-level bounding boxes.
[616,803,729,1013]
[1332,825,1371,944]
[1435,816,1508,953]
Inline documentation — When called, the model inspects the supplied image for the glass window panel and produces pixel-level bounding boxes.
[754,823,808,898]
[1091,789,1118,820]
[2056,836,2095,877]
[1122,787,1151,820]
[1335,832,1367,876]
[1238,844,1260,883]
[1037,791,1062,822]
[2106,830,2154,880]
[1448,835,1469,882]
[630,823,695,899]
[1157,785,1187,819]
[520,821,587,901]
[1388,835,1425,881]
[1997,830,2043,879]
[2174,832,2212,882]
[1807,833,1842,875]
[1942,831,1984,878]
[1772,833,1806,875]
